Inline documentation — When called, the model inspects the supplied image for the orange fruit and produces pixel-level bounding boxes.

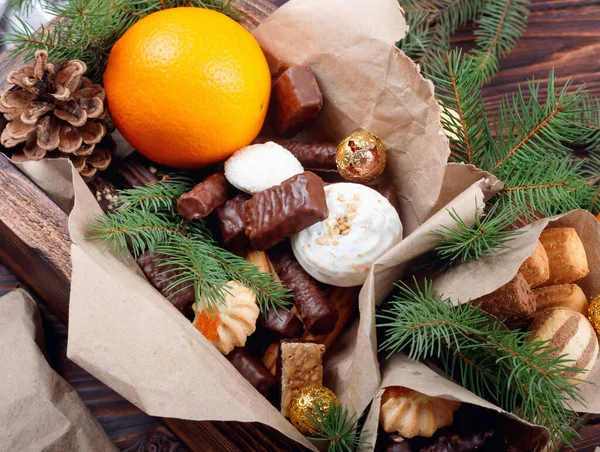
[104,8,271,168]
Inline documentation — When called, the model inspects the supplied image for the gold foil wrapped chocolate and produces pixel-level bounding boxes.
[289,384,339,435]
[336,131,386,183]
[589,295,600,337]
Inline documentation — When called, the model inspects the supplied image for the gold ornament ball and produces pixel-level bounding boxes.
[289,385,339,435]
[589,295,600,337]
[336,131,387,183]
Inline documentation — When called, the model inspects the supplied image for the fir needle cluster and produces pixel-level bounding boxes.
[2,0,238,83]
[304,401,368,452]
[377,279,584,447]
[88,177,292,314]
[398,0,530,81]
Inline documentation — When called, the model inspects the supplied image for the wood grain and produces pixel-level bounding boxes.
[1,0,600,450]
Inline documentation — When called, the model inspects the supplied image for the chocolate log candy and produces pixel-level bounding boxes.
[472,272,535,321]
[177,171,230,220]
[258,307,304,338]
[88,177,119,213]
[270,244,338,335]
[419,430,494,452]
[278,340,325,417]
[118,153,159,188]
[137,251,195,314]
[272,64,323,137]
[254,138,337,171]
[215,194,250,249]
[226,347,277,399]
[244,171,328,251]
[375,183,401,215]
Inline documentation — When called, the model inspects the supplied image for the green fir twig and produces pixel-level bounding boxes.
[432,202,523,268]
[377,279,584,447]
[304,402,368,452]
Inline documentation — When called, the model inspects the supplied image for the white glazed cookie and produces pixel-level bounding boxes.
[291,183,402,287]
[193,281,259,355]
[224,141,304,194]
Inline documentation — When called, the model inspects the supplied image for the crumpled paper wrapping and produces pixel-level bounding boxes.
[0,289,117,452]
[62,0,451,449]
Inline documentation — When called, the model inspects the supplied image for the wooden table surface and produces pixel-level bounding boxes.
[1,0,600,451]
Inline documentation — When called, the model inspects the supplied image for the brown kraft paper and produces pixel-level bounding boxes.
[0,289,117,452]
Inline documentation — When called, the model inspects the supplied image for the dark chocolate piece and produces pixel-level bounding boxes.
[215,194,250,249]
[244,171,328,251]
[387,441,413,452]
[137,251,194,315]
[227,347,277,399]
[375,184,401,215]
[118,153,159,188]
[258,307,304,338]
[270,244,338,335]
[177,171,230,220]
[88,177,119,213]
[472,272,535,321]
[254,138,337,171]
[272,64,323,137]
[419,430,493,452]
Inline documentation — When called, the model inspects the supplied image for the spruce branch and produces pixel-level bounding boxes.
[432,202,523,268]
[305,402,368,452]
[2,0,238,83]
[376,279,584,447]
[471,0,530,83]
[88,178,291,314]
[425,50,489,164]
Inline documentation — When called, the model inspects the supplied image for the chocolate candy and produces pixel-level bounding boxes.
[420,430,493,452]
[226,347,277,400]
[270,244,338,335]
[137,251,194,314]
[177,171,230,220]
[117,153,159,188]
[272,64,323,137]
[88,177,119,213]
[375,183,401,215]
[258,307,304,338]
[254,138,337,171]
[215,194,250,250]
[244,171,328,251]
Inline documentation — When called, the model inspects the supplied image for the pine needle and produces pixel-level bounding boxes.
[425,50,489,164]
[377,279,584,447]
[471,0,531,83]
[304,402,368,452]
[432,202,523,268]
[88,178,291,314]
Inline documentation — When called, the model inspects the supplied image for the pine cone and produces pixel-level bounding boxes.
[0,50,111,177]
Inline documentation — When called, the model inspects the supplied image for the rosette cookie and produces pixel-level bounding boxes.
[291,183,402,287]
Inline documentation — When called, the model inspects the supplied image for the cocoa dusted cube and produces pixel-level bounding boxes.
[272,64,323,137]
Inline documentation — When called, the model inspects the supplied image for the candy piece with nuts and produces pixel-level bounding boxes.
[292,183,402,287]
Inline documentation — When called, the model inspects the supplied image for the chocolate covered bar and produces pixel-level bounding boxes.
[244,171,328,251]
[272,64,323,137]
[258,307,304,338]
[227,347,277,400]
[473,272,535,321]
[137,251,195,314]
[177,171,230,220]
[279,340,325,417]
[254,138,337,171]
[270,244,338,335]
[88,177,119,213]
[117,153,159,188]
[215,194,250,250]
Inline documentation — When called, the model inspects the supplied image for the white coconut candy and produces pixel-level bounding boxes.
[291,183,403,287]
[224,141,304,194]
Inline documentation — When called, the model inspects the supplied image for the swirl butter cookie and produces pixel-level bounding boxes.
[291,183,402,287]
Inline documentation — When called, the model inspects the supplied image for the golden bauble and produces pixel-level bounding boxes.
[289,385,339,435]
[336,131,386,183]
[589,295,600,337]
